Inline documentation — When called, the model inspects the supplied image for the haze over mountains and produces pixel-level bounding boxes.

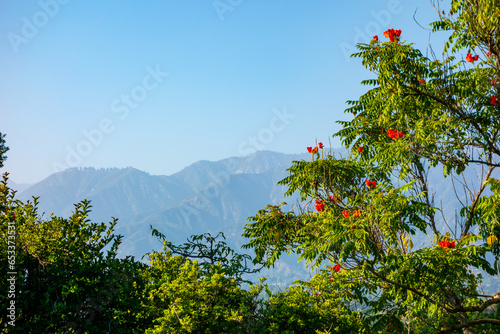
[15,151,311,265]
[11,150,499,291]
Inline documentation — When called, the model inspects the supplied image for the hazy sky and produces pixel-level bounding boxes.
[1,0,448,184]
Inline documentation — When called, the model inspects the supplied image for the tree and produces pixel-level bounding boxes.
[256,274,365,334]
[0,132,9,168]
[150,228,263,284]
[140,229,364,333]
[139,230,263,333]
[243,1,500,333]
[0,174,147,333]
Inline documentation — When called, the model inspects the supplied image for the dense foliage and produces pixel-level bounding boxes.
[0,174,146,333]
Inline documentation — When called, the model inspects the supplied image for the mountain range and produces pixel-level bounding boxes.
[13,151,318,285]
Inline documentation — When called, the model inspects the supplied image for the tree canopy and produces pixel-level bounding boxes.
[243,1,500,332]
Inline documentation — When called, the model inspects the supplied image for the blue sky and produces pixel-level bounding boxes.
[0,0,447,184]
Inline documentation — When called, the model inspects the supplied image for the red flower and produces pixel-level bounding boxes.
[342,210,349,218]
[330,195,336,202]
[353,210,360,218]
[318,142,324,149]
[487,51,492,57]
[383,28,402,42]
[307,147,312,153]
[315,202,325,212]
[358,146,364,153]
[466,53,478,63]
[372,35,379,42]
[366,180,377,188]
[491,96,497,106]
[439,240,455,249]
[333,264,341,272]
[312,146,319,153]
[493,80,496,86]
[387,129,403,140]
[330,277,333,282]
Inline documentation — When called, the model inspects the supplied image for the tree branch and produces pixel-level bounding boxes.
[435,318,500,334]
[446,293,500,314]
[461,164,494,237]
[366,263,439,307]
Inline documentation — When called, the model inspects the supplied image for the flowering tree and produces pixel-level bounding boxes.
[243,1,500,333]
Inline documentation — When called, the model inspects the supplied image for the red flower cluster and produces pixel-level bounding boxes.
[307,143,323,152]
[353,210,360,218]
[383,28,402,42]
[466,53,479,63]
[372,35,379,42]
[307,146,319,153]
[387,128,403,140]
[487,51,493,57]
[315,199,325,212]
[491,96,497,106]
[366,179,377,188]
[333,264,341,272]
[342,210,349,218]
[439,240,455,249]
[358,146,364,153]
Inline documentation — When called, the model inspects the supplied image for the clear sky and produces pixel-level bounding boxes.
[0,0,448,184]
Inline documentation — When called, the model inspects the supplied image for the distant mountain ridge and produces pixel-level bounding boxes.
[17,151,311,261]
[6,179,33,193]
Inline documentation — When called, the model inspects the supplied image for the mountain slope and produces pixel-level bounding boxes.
[17,151,309,257]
